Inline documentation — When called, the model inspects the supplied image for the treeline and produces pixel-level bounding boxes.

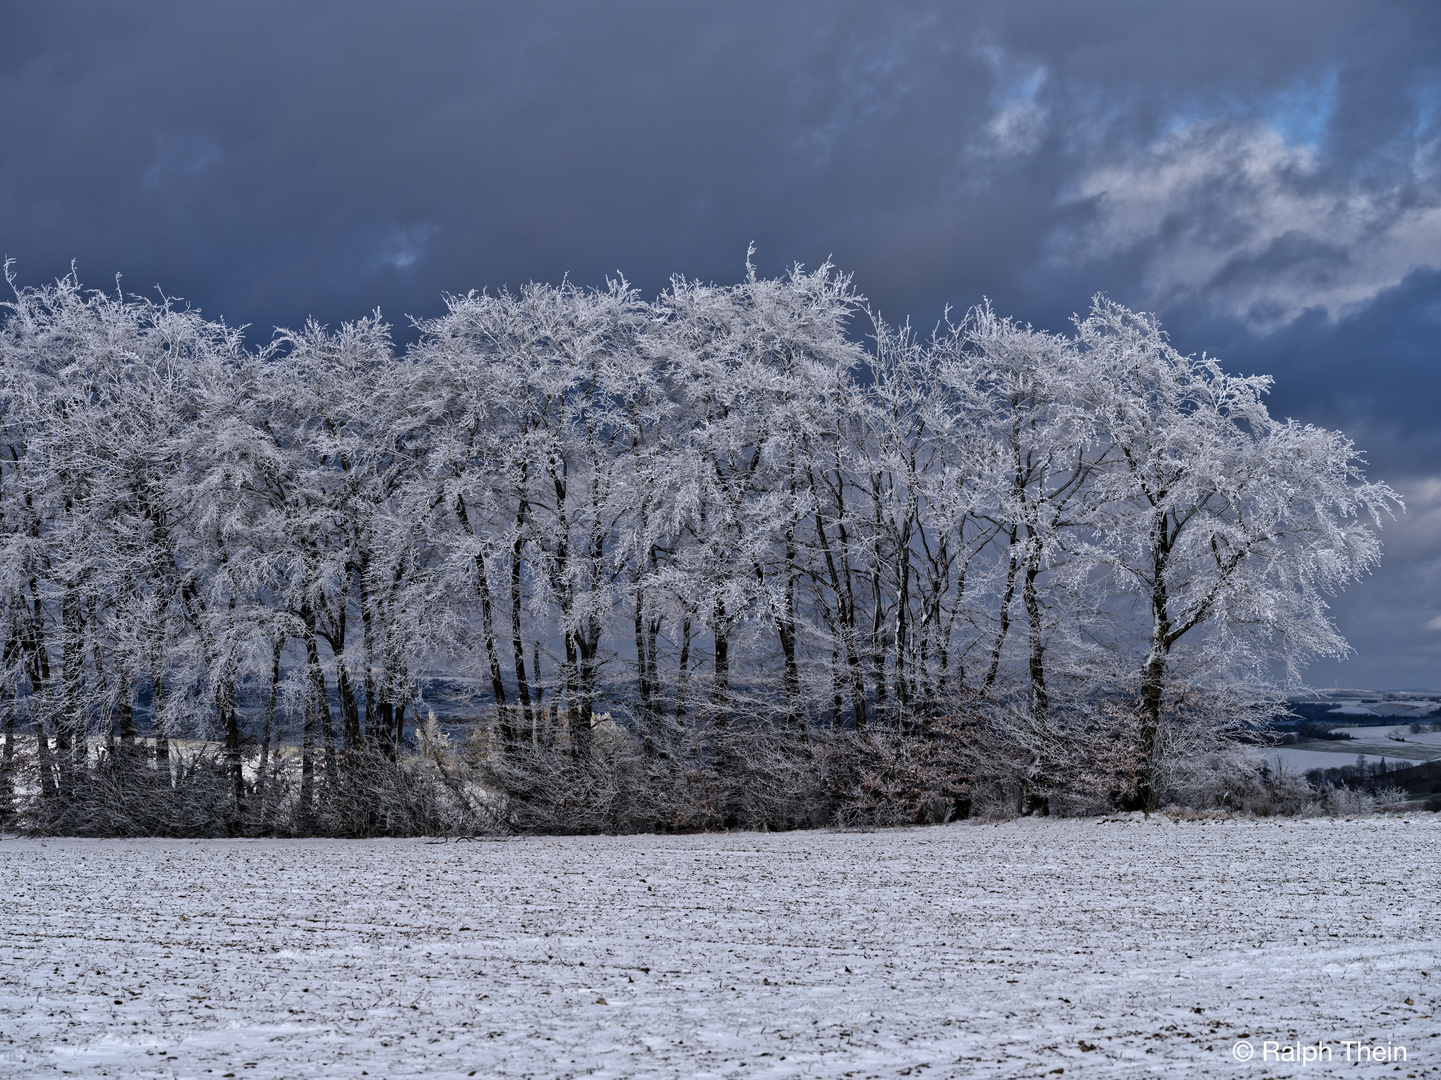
[0,258,1398,832]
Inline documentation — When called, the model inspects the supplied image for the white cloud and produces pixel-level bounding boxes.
[975,49,1048,160]
[1427,615,1441,632]
[986,97,1048,158]
[1054,121,1441,328]
[379,225,434,272]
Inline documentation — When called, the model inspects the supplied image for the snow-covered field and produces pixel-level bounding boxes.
[3,819,1438,1079]
[1329,726,1441,761]
[1261,747,1422,772]
[1266,722,1441,775]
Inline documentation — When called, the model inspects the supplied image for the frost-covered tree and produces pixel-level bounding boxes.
[255,312,444,827]
[1075,297,1401,807]
[654,257,868,730]
[413,278,654,759]
[959,303,1111,719]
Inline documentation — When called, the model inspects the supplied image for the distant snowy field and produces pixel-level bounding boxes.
[1259,747,1422,771]
[1265,721,1441,774]
[3,820,1438,1079]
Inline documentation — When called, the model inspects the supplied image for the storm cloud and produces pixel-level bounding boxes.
[3,0,1438,687]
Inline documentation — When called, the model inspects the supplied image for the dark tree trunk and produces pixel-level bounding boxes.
[531,640,545,746]
[456,495,511,747]
[218,669,244,833]
[300,677,316,834]
[870,567,888,727]
[563,626,592,759]
[149,658,170,788]
[357,554,378,742]
[635,586,655,757]
[509,500,533,735]
[475,548,512,744]
[1136,511,1175,812]
[299,608,328,829]
[676,613,692,723]
[711,599,729,728]
[809,488,867,729]
[59,588,86,781]
[256,638,282,830]
[336,660,361,752]
[113,672,137,769]
[1022,550,1048,722]
[984,527,1020,690]
[304,618,337,790]
[34,713,58,801]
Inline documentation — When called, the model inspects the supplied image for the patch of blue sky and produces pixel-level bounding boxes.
[993,65,1044,112]
[1153,71,1337,149]
[1266,70,1338,149]
[977,43,1045,110]
[1411,76,1441,140]
[972,45,1049,159]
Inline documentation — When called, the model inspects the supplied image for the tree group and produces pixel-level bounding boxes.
[0,258,1398,831]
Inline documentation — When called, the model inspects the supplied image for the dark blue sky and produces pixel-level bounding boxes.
[4,0,1438,688]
